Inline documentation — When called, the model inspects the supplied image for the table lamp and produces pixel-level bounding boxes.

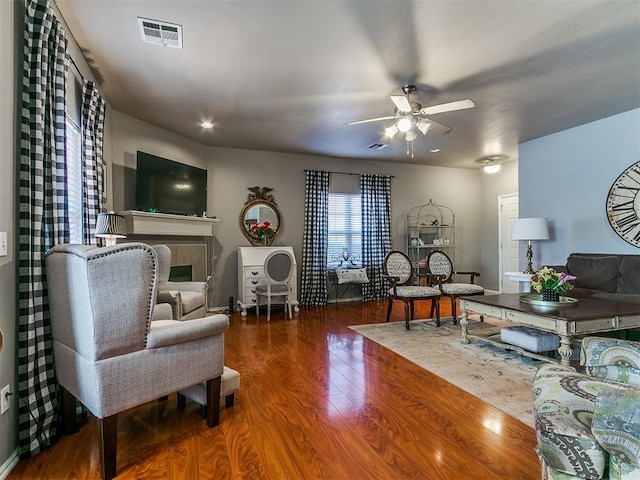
[512,217,549,274]
[95,212,127,246]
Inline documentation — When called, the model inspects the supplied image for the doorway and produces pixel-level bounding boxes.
[498,193,519,293]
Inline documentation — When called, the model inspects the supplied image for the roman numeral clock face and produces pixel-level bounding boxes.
[606,161,640,248]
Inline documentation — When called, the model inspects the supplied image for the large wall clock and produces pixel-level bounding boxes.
[606,161,640,248]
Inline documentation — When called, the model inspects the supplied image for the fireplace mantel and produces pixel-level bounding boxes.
[120,210,219,236]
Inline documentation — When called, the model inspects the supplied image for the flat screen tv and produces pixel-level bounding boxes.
[135,151,207,216]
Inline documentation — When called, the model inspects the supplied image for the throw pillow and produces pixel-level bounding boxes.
[335,268,369,284]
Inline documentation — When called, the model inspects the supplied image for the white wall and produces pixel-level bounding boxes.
[519,108,640,268]
[0,0,18,472]
[109,111,485,307]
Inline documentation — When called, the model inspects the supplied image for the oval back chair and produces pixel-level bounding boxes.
[255,250,295,321]
[383,251,441,330]
[427,250,484,324]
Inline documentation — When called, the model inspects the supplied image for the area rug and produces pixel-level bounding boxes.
[349,316,539,427]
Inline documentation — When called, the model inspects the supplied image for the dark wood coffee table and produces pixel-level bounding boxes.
[459,294,640,365]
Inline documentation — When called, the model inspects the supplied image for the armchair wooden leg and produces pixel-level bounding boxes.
[385,298,393,322]
[404,301,411,330]
[61,386,79,435]
[206,376,222,427]
[433,298,441,327]
[99,414,118,480]
[451,298,458,325]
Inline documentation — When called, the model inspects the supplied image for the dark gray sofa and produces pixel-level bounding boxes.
[549,253,640,304]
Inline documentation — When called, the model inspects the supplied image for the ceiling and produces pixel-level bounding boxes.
[55,0,640,170]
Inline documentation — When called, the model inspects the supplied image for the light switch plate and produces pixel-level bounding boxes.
[0,232,6,256]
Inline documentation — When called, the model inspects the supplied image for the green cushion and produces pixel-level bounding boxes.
[592,389,640,478]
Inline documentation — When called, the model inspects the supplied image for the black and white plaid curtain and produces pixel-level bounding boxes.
[18,0,69,456]
[300,170,329,305]
[361,174,392,300]
[81,80,106,244]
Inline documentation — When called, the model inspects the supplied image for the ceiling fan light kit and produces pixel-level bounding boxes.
[346,84,475,159]
[385,125,398,139]
[397,117,412,132]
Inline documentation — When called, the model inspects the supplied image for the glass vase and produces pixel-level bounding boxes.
[262,236,269,247]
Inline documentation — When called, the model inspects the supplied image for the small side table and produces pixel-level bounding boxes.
[504,272,533,293]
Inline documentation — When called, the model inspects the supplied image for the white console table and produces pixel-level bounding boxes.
[504,272,533,293]
[237,246,299,317]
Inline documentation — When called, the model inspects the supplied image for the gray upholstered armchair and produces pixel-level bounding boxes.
[153,244,208,320]
[45,243,229,480]
[533,337,640,480]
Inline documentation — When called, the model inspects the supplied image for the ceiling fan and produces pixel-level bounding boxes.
[346,85,475,154]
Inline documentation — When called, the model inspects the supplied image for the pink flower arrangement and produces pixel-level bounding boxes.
[250,221,275,239]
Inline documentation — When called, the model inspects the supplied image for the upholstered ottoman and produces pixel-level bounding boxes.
[178,366,240,417]
[500,326,559,353]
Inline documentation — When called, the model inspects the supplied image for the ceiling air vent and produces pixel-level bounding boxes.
[368,143,388,151]
[138,17,183,48]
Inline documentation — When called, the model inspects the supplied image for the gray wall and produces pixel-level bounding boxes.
[519,108,640,267]
[480,160,519,290]
[0,0,17,472]
[110,111,489,307]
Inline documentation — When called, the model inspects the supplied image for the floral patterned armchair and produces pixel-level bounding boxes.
[532,337,640,480]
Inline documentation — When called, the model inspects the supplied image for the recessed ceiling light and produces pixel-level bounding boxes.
[430,148,440,153]
[200,121,214,129]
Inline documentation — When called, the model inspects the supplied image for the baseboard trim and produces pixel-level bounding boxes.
[0,449,20,480]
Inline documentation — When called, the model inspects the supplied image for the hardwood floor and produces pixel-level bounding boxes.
[9,300,540,479]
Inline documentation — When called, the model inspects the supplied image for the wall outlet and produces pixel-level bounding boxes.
[0,232,7,256]
[1,385,10,414]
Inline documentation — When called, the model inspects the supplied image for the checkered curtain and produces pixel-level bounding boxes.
[18,0,69,456]
[300,170,329,305]
[361,174,392,300]
[81,80,106,244]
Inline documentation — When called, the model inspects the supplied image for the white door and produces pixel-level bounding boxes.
[499,193,519,293]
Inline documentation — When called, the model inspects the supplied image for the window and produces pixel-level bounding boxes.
[65,116,83,243]
[327,174,362,267]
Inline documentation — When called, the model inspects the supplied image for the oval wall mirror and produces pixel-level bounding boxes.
[239,187,282,246]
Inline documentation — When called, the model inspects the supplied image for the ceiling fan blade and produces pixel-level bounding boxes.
[423,117,453,135]
[419,99,475,116]
[346,115,397,126]
[390,95,412,113]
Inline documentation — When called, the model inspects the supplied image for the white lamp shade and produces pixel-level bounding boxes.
[511,217,549,241]
[417,120,431,135]
[95,212,127,239]
[384,125,398,139]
